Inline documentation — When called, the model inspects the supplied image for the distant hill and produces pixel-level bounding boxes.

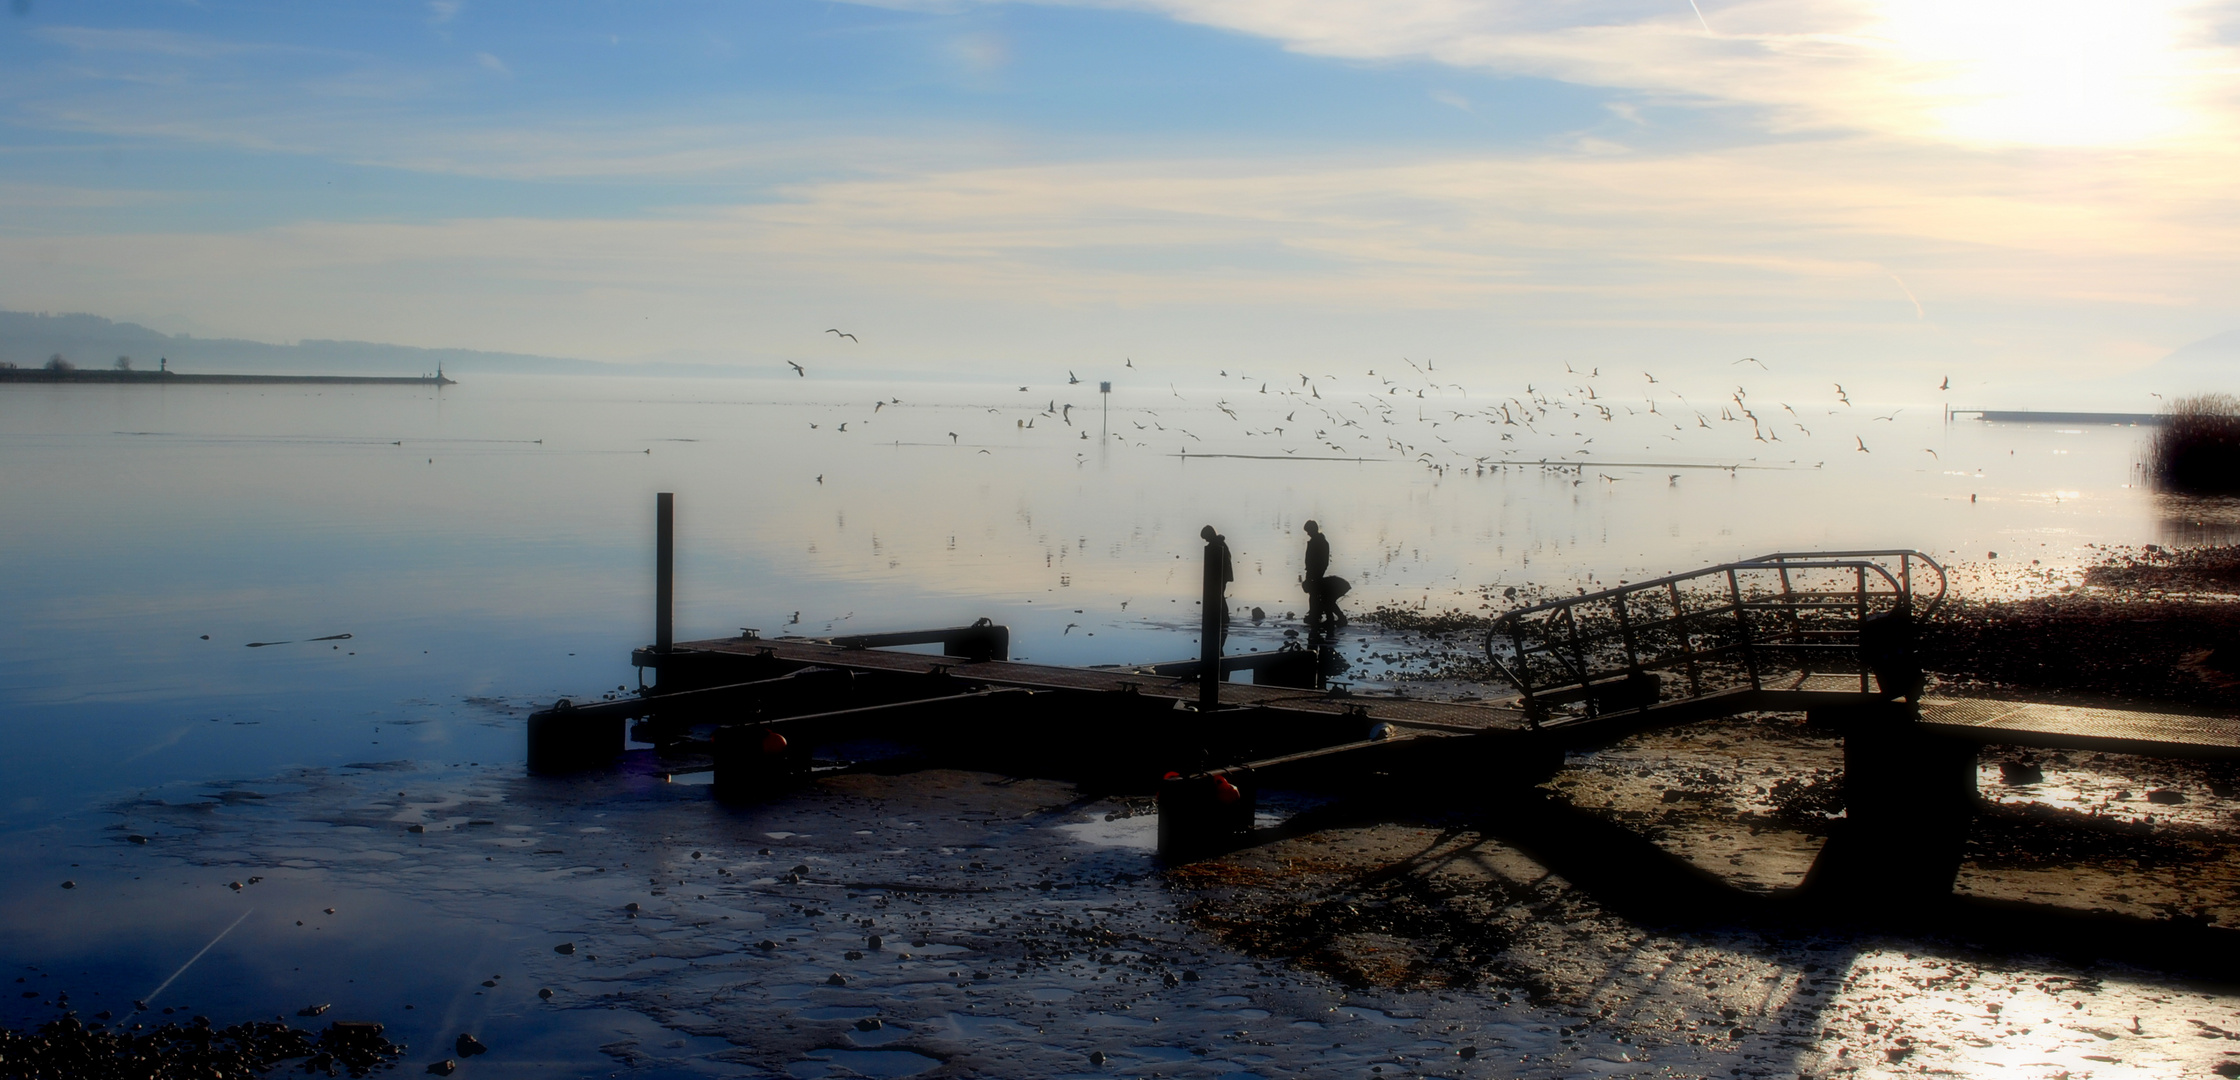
[0,310,712,377]
[2150,330,2240,395]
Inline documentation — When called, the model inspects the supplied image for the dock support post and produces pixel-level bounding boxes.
[656,492,674,655]
[713,724,796,801]
[1157,770,1256,861]
[526,701,623,774]
[1806,700,1977,906]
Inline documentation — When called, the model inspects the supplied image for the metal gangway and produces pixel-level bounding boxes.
[1485,550,1947,731]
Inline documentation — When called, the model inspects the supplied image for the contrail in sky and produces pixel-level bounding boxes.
[1889,274,1926,320]
[143,908,253,1006]
[1687,0,1713,33]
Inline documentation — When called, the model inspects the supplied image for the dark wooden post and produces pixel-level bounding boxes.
[1201,527,1221,712]
[1804,700,1976,905]
[656,492,675,654]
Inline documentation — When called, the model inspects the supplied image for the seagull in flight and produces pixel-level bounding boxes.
[1734,357,1768,369]
[1069,371,1081,385]
[1854,435,1869,452]
[1834,383,1851,405]
[826,329,857,342]
[786,361,805,377]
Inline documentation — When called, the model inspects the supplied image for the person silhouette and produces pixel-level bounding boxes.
[1200,525,1234,639]
[1302,520,1346,633]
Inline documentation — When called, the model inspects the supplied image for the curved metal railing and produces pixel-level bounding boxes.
[1484,550,1945,724]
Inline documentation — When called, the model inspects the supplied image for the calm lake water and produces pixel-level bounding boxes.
[0,373,2176,816]
[0,372,2208,1077]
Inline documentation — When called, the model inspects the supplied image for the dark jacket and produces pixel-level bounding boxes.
[1208,535,1234,587]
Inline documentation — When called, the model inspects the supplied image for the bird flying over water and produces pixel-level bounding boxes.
[1069,371,1080,385]
[786,361,805,377]
[1834,383,1851,405]
[1855,436,1869,452]
[825,329,857,342]
[1734,357,1768,369]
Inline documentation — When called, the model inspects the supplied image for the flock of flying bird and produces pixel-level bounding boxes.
[791,329,1957,479]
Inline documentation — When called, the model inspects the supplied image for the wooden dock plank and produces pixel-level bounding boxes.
[677,636,1531,733]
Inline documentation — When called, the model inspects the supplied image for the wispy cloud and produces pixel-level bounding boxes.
[6,135,2229,372]
[37,24,292,59]
[1055,0,2239,148]
[0,183,178,210]
[475,51,509,76]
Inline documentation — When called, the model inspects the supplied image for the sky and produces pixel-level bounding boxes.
[4,0,2239,402]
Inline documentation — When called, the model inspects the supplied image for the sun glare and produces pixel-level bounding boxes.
[1875,0,2213,145]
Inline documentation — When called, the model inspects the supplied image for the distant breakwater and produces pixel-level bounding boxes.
[0,369,453,387]
[1950,408,2161,425]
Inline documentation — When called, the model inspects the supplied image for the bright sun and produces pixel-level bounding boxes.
[1873,0,2211,145]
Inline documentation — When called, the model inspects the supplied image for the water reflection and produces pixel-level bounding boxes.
[2158,494,2240,547]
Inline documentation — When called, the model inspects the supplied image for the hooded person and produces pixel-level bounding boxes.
[1199,524,1236,645]
[1302,520,1347,630]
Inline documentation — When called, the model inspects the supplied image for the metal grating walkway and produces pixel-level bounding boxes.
[1917,698,2240,759]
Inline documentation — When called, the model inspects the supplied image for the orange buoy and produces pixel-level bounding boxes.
[1213,776,1240,804]
[761,730,787,755]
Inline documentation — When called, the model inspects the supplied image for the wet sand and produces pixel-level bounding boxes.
[8,725,2240,1078]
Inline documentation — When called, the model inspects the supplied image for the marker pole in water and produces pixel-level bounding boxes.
[1201,528,1221,712]
[656,492,674,654]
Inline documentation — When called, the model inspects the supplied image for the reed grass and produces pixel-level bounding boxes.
[2149,393,2240,495]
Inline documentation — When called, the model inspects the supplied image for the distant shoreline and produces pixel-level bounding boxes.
[0,369,453,387]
